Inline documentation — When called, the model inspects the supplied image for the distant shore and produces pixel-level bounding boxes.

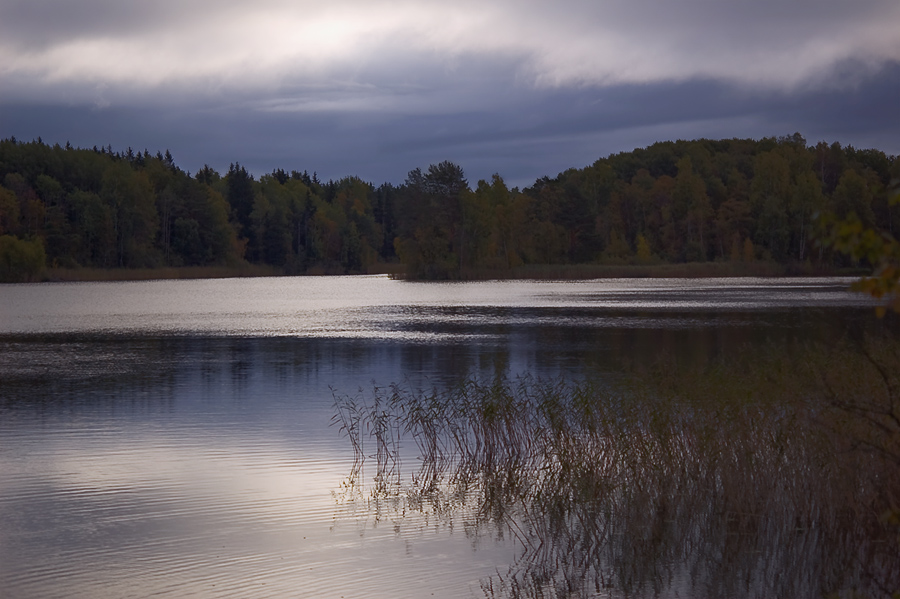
[28,261,861,284]
[450,261,860,280]
[37,263,403,283]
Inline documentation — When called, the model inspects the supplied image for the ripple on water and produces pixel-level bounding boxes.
[0,277,887,598]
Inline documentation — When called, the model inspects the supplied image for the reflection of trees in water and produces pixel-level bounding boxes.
[334,364,900,599]
[0,336,181,410]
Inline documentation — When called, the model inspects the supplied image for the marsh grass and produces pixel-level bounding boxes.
[428,261,858,281]
[333,335,900,598]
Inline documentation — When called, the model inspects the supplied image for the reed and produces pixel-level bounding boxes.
[333,335,900,598]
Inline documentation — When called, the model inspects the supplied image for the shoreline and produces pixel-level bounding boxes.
[404,261,864,281]
[450,261,856,281]
[27,261,862,284]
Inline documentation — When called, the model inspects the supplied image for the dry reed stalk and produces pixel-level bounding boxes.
[333,338,900,598]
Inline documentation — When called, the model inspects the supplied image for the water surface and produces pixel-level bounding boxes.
[0,275,884,598]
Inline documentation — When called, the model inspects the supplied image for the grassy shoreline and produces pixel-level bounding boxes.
[30,260,859,283]
[37,262,406,283]
[439,261,861,281]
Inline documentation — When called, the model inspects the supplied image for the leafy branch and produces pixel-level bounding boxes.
[820,181,900,316]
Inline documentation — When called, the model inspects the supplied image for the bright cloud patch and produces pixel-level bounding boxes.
[3,0,900,104]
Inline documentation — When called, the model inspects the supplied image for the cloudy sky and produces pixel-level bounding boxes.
[2,0,899,188]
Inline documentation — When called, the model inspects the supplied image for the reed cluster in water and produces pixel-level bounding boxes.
[333,335,900,599]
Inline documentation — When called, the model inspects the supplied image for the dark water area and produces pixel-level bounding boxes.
[0,276,893,598]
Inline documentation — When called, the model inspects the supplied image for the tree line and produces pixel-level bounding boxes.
[0,133,897,281]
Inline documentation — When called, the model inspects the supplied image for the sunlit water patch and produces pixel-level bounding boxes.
[0,275,873,338]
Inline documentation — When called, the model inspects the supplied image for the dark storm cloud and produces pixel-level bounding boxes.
[1,0,899,186]
[4,58,897,190]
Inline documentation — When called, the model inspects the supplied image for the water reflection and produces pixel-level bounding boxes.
[0,335,528,599]
[2,301,885,408]
[0,277,894,598]
[335,376,900,599]
[0,275,874,338]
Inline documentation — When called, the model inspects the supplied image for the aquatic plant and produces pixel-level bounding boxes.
[333,335,900,599]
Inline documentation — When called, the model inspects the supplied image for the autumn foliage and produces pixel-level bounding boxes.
[1,133,897,280]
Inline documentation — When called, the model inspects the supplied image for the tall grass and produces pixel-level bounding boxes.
[425,261,858,281]
[333,335,900,598]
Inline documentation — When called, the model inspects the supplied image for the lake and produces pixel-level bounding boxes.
[0,275,889,598]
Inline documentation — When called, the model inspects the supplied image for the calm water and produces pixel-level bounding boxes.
[0,275,882,598]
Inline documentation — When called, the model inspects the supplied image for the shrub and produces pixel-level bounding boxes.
[0,235,46,282]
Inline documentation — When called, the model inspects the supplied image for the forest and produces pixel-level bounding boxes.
[0,133,898,282]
